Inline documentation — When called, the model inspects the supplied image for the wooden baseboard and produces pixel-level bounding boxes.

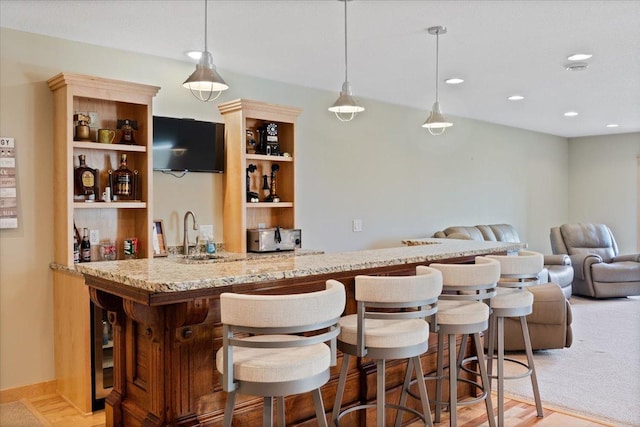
[0,380,57,404]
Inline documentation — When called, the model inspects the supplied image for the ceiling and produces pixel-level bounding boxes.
[2,0,639,138]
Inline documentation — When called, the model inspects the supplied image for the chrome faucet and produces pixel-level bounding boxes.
[183,211,199,255]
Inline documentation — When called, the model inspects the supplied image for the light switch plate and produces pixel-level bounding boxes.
[89,229,100,245]
[200,224,213,238]
[88,112,99,127]
[353,219,363,232]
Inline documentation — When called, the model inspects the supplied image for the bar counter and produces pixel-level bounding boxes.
[74,239,523,426]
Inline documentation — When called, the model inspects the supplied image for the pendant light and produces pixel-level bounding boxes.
[422,26,453,135]
[183,0,229,102]
[329,0,364,122]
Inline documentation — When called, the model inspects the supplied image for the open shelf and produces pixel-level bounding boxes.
[246,153,293,162]
[73,141,147,152]
[73,202,146,209]
[246,202,293,208]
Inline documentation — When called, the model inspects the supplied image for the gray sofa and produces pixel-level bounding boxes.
[432,223,573,350]
[550,223,640,298]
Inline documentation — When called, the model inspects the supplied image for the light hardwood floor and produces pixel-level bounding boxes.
[28,393,614,427]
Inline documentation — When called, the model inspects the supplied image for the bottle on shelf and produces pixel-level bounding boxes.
[116,119,138,145]
[81,228,91,262]
[73,222,82,264]
[74,154,99,201]
[123,237,138,260]
[110,154,138,201]
[261,175,270,200]
[73,232,80,264]
[265,164,280,203]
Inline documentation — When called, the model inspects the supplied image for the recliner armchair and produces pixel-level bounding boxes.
[550,223,640,298]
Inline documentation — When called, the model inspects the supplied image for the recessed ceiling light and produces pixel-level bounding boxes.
[507,95,525,101]
[186,51,202,60]
[565,62,589,71]
[606,123,620,128]
[567,53,592,61]
[564,111,579,117]
[445,78,464,84]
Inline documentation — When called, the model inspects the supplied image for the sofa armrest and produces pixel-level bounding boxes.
[569,253,602,281]
[612,253,640,262]
[544,254,571,266]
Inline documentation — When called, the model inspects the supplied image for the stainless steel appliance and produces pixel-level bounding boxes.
[247,227,301,252]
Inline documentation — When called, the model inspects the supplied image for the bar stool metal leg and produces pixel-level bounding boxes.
[377,360,385,427]
[521,316,544,417]
[435,333,445,423]
[395,357,433,427]
[497,316,505,426]
[223,390,238,427]
[264,396,274,427]
[472,333,496,427]
[487,307,544,426]
[331,353,351,424]
[276,396,286,427]
[448,333,458,427]
[311,388,328,427]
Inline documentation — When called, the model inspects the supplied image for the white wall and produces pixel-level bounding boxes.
[568,133,640,253]
[1,27,571,391]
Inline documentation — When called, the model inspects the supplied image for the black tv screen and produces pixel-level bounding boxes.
[152,116,225,173]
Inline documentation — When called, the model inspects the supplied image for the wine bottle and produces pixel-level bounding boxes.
[73,233,80,264]
[73,222,81,264]
[81,228,91,262]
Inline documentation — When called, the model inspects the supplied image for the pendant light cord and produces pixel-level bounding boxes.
[435,30,439,102]
[204,0,208,53]
[344,0,348,83]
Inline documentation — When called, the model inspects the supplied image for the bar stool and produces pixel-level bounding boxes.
[216,280,346,427]
[332,270,443,427]
[485,251,545,426]
[420,257,499,427]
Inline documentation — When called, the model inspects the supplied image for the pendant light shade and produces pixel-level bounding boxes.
[422,26,452,135]
[329,0,364,122]
[183,0,229,102]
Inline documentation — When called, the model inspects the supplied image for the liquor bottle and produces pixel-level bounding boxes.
[112,154,133,200]
[73,222,81,264]
[116,119,138,145]
[74,154,98,201]
[81,228,91,262]
[73,233,80,264]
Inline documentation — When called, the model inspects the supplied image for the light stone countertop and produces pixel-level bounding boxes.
[64,239,523,294]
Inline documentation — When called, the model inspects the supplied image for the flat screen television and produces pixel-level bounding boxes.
[152,116,225,173]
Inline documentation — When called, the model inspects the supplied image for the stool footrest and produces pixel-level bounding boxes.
[487,355,534,380]
[405,372,489,408]
[334,402,427,427]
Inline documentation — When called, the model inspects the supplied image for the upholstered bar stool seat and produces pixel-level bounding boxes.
[437,300,490,326]
[332,270,443,427]
[217,280,346,427]
[216,335,330,385]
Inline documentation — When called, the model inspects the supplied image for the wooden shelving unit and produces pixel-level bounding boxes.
[48,72,159,413]
[218,99,302,253]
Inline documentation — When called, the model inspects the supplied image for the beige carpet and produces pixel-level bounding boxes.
[501,295,640,427]
[0,399,51,426]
